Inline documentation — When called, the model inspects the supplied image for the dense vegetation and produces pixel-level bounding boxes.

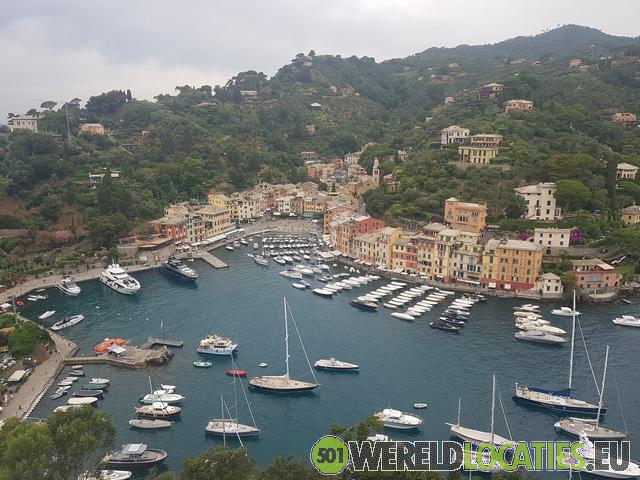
[0,412,536,479]
[0,25,639,265]
[0,314,52,357]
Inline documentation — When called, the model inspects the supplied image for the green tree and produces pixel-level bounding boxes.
[180,447,256,480]
[555,180,591,212]
[258,456,321,480]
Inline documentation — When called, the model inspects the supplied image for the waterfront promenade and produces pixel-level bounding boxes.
[0,329,77,420]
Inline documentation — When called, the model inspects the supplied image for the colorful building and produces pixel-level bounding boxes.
[514,182,561,221]
[505,99,534,114]
[612,113,637,125]
[441,125,470,145]
[621,204,640,226]
[481,239,543,291]
[458,145,499,164]
[571,259,620,292]
[478,83,503,99]
[198,205,234,239]
[444,198,487,234]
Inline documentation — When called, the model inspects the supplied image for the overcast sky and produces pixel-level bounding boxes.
[1,0,638,122]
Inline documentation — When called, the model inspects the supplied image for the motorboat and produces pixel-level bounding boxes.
[225,245,234,251]
[383,303,398,309]
[367,434,393,441]
[78,471,133,480]
[292,283,307,290]
[279,269,303,279]
[135,402,181,417]
[39,310,56,320]
[551,306,580,316]
[515,321,566,336]
[159,256,197,281]
[374,408,423,430]
[513,311,542,319]
[430,321,460,332]
[51,315,85,331]
[612,315,640,327]
[282,255,294,263]
[514,304,540,312]
[91,377,110,384]
[240,238,248,246]
[314,358,359,371]
[74,390,104,398]
[67,397,99,406]
[573,432,640,478]
[193,360,213,368]
[312,288,334,298]
[58,276,81,296]
[514,331,566,344]
[439,317,465,327]
[349,299,378,311]
[82,382,108,390]
[68,369,85,377]
[100,263,141,295]
[273,256,286,265]
[102,444,168,469]
[413,403,428,409]
[197,335,238,355]
[390,312,415,322]
[53,405,83,413]
[129,419,171,429]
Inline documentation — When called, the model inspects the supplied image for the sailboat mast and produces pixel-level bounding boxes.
[148,376,153,394]
[596,345,609,427]
[490,374,496,443]
[568,290,576,391]
[457,398,461,426]
[221,394,226,448]
[284,297,290,379]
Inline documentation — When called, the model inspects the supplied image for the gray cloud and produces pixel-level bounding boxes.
[1,0,638,121]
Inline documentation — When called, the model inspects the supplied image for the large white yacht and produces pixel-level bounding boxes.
[100,263,141,295]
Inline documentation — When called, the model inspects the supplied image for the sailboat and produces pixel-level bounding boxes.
[513,291,603,415]
[206,360,260,437]
[249,298,320,393]
[254,239,269,266]
[447,374,513,447]
[554,345,626,440]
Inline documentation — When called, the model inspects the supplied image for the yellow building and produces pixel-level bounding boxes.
[198,205,234,239]
[374,227,402,269]
[80,123,105,135]
[444,197,488,234]
[620,205,640,226]
[481,239,543,291]
[207,192,230,209]
[458,145,499,164]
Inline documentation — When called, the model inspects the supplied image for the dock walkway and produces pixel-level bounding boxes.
[199,251,228,269]
[140,337,184,349]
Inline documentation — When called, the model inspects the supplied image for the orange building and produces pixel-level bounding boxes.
[481,239,543,291]
[505,99,534,114]
[444,198,487,234]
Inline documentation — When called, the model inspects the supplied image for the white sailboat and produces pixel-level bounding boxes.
[554,345,626,440]
[206,359,259,437]
[513,291,602,415]
[447,374,512,447]
[249,298,319,393]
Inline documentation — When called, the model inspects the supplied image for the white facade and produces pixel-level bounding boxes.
[514,182,561,220]
[533,228,571,255]
[534,272,564,298]
[440,125,470,145]
[8,115,38,133]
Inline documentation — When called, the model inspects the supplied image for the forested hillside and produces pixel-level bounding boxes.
[1,25,639,262]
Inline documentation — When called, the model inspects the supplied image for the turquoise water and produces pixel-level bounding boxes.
[23,245,640,477]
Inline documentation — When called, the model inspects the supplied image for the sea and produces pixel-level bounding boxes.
[22,241,640,478]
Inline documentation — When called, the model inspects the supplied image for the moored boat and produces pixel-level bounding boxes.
[67,397,99,406]
[39,310,56,320]
[128,419,172,429]
[196,335,238,355]
[314,358,359,371]
[551,306,580,317]
[78,470,132,480]
[102,444,167,469]
[612,315,640,327]
[135,402,181,418]
[58,276,82,296]
[349,299,378,311]
[100,263,140,295]
[51,314,85,331]
[514,330,566,344]
[160,255,198,281]
[193,360,213,368]
[375,408,423,430]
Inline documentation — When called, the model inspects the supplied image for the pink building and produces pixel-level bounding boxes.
[571,259,620,292]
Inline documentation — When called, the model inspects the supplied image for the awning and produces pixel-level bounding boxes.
[7,370,27,382]
[488,282,497,288]
[108,345,127,355]
[504,284,512,290]
[318,251,334,259]
[457,279,480,286]
[330,250,342,257]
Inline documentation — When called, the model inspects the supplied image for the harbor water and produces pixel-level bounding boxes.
[24,246,640,476]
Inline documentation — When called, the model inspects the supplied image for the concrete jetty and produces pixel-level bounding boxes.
[199,251,228,269]
[63,346,175,370]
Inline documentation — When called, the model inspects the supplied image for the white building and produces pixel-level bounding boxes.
[344,152,361,166]
[533,228,572,255]
[276,195,295,214]
[514,182,561,221]
[8,114,38,133]
[440,125,470,145]
[616,162,639,180]
[534,272,564,298]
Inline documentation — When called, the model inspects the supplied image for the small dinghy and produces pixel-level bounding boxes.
[39,310,56,320]
[258,362,267,368]
[413,403,428,409]
[193,360,213,368]
[226,369,248,377]
[74,389,104,398]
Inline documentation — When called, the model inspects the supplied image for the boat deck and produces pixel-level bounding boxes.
[140,337,184,349]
